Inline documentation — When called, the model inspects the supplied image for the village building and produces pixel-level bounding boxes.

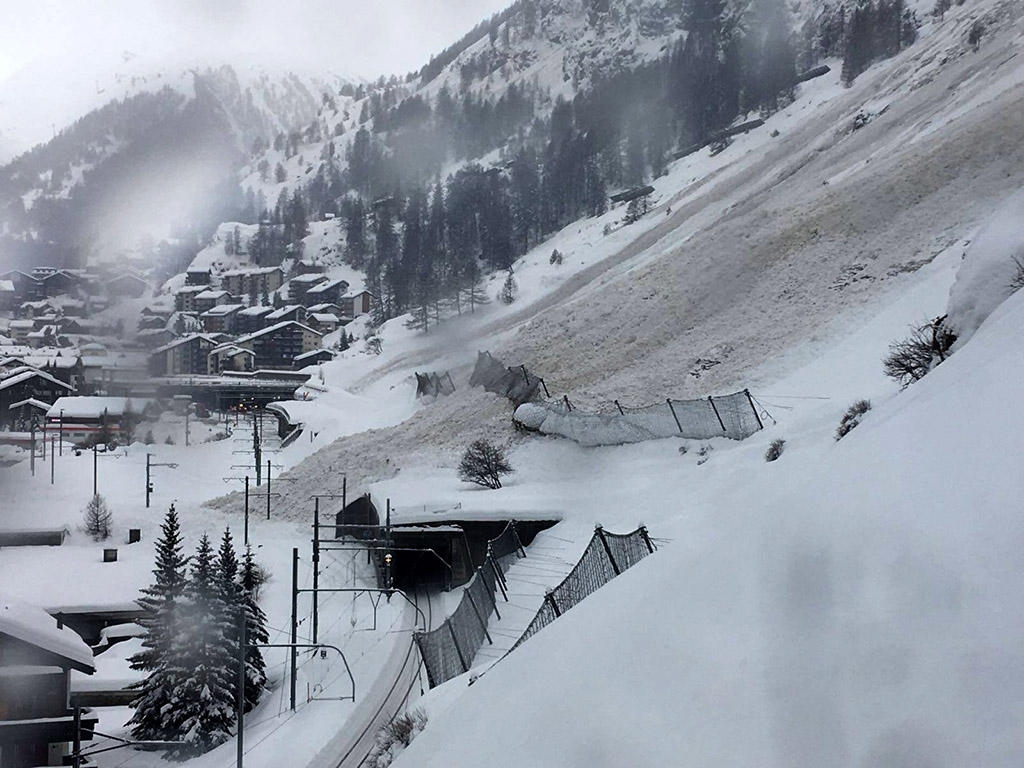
[0,595,97,768]
[287,273,329,304]
[233,321,323,370]
[106,272,149,299]
[235,305,275,334]
[38,270,80,298]
[305,313,341,334]
[220,267,284,299]
[340,290,375,317]
[293,348,335,369]
[6,397,52,431]
[192,289,233,314]
[148,334,220,376]
[207,344,256,374]
[302,277,349,307]
[8,320,39,345]
[0,368,75,429]
[265,304,308,325]
[0,280,16,311]
[173,285,206,313]
[292,259,327,276]
[0,270,44,303]
[44,397,148,445]
[200,303,246,334]
[136,327,177,349]
[184,268,212,286]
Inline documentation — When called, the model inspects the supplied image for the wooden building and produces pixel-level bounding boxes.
[0,595,97,768]
[233,321,323,370]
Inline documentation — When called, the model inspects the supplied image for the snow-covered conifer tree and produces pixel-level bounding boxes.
[128,504,189,741]
[239,545,269,712]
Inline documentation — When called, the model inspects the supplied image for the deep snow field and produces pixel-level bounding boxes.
[1,0,1023,765]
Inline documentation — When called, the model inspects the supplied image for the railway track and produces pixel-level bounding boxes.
[307,588,431,768]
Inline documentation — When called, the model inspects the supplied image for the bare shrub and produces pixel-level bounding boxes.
[765,438,786,462]
[82,494,113,540]
[549,249,563,265]
[835,400,871,441]
[1010,256,1024,292]
[458,439,513,489]
[368,709,428,768]
[883,317,956,389]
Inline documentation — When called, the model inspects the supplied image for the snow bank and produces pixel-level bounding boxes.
[945,188,1024,345]
[395,287,1024,767]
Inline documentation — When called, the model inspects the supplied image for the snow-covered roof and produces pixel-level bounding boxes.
[46,396,147,420]
[221,266,282,277]
[0,593,94,672]
[289,273,329,285]
[236,321,322,343]
[194,289,230,300]
[174,285,207,295]
[306,303,341,313]
[0,280,13,292]
[238,305,274,317]
[266,304,303,320]
[8,398,52,411]
[309,313,340,323]
[294,348,335,361]
[201,303,246,317]
[151,333,219,354]
[210,343,254,358]
[306,278,349,294]
[0,368,74,392]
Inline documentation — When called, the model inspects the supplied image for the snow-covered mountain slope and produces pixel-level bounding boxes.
[0,60,356,267]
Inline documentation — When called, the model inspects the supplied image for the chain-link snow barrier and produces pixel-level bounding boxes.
[414,521,524,688]
[511,526,655,652]
[469,351,547,406]
[513,389,763,446]
[415,370,456,398]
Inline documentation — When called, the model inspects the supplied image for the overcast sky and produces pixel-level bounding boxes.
[0,0,510,82]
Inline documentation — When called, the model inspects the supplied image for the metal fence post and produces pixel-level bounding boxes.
[640,526,655,554]
[666,398,683,433]
[614,399,624,415]
[544,590,562,617]
[708,395,726,433]
[562,394,572,411]
[482,563,502,619]
[744,389,764,430]
[511,520,526,558]
[446,620,469,672]
[465,585,493,645]
[595,525,620,575]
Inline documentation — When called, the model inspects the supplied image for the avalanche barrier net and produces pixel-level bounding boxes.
[514,390,763,446]
[511,525,655,652]
[470,349,764,446]
[414,521,526,688]
[415,370,456,398]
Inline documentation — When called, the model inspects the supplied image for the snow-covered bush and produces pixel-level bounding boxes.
[765,439,786,462]
[882,318,955,388]
[498,272,518,304]
[143,429,155,445]
[550,248,563,265]
[82,494,113,540]
[459,439,513,489]
[1010,257,1024,292]
[368,709,428,767]
[835,400,871,441]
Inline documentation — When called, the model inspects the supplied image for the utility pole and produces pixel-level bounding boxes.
[312,499,320,644]
[59,409,64,456]
[253,410,261,485]
[385,498,392,592]
[30,420,36,477]
[236,611,246,768]
[266,460,271,520]
[146,454,178,508]
[244,476,250,545]
[50,436,55,485]
[290,547,298,711]
[92,443,97,496]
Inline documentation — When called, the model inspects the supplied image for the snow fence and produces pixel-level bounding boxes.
[415,370,456,399]
[414,521,526,688]
[469,351,547,406]
[511,525,655,653]
[514,389,763,446]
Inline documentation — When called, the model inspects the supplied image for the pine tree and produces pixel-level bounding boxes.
[239,546,268,712]
[168,535,238,758]
[128,504,189,741]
